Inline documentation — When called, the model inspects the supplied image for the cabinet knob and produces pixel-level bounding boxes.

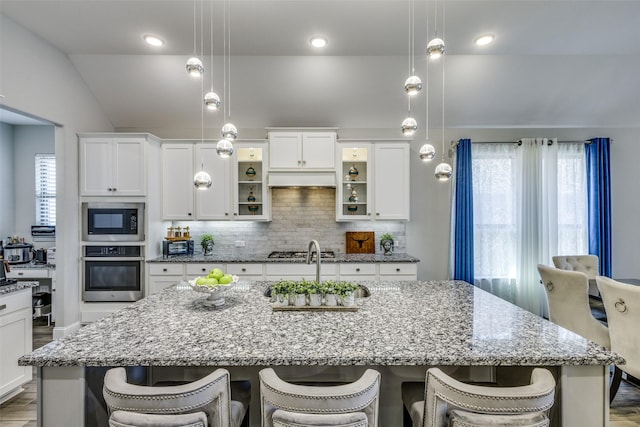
[113,188,117,191]
[188,212,192,216]
[162,268,167,272]
[356,268,360,272]
[107,188,112,191]
[18,272,24,276]
[367,213,371,216]
[376,213,380,216]
[225,213,229,216]
[298,160,302,164]
[242,268,246,272]
[396,268,401,272]
[303,160,306,165]
[202,268,206,272]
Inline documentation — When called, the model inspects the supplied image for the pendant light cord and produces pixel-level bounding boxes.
[227,0,232,121]
[441,0,445,159]
[223,0,227,122]
[192,0,197,54]
[210,0,214,91]
[425,0,429,141]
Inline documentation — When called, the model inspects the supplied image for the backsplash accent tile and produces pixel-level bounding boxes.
[174,188,405,256]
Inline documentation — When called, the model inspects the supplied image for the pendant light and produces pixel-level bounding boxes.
[204,0,221,110]
[426,0,446,60]
[186,0,204,77]
[434,1,452,181]
[219,0,237,152]
[403,0,422,95]
[194,38,212,189]
[419,0,436,161]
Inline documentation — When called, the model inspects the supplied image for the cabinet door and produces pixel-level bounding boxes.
[373,144,410,220]
[268,132,302,169]
[148,277,182,296]
[234,143,270,221]
[0,291,32,398]
[162,144,195,220]
[80,137,113,196]
[302,132,335,169]
[113,138,146,196]
[336,144,371,221]
[195,145,230,220]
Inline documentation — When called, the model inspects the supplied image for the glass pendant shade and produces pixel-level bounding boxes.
[427,38,446,59]
[221,123,238,140]
[216,139,234,157]
[419,143,436,161]
[204,91,221,110]
[186,57,204,77]
[193,170,212,189]
[435,162,453,181]
[404,76,423,95]
[401,117,418,136]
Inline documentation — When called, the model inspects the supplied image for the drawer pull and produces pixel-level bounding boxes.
[162,268,167,272]
[396,268,401,272]
[242,268,246,272]
[18,272,24,276]
[356,268,360,272]
[202,268,207,272]
[0,304,6,311]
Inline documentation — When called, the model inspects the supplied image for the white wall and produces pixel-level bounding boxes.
[0,123,15,241]
[12,125,55,242]
[0,15,113,336]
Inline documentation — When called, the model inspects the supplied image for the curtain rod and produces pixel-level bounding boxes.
[451,139,601,148]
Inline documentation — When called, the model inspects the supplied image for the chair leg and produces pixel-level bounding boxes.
[610,366,623,403]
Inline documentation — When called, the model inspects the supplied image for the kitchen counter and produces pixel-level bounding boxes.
[147,252,419,263]
[0,281,39,296]
[7,261,54,270]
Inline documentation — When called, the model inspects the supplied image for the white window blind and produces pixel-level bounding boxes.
[35,154,56,226]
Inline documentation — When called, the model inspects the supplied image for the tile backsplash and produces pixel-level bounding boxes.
[173,188,405,256]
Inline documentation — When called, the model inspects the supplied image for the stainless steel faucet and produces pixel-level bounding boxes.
[306,239,321,283]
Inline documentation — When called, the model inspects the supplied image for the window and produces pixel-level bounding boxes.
[35,154,56,226]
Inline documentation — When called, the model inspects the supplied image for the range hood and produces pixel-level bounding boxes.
[268,171,336,187]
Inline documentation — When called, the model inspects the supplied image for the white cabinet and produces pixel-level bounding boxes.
[80,135,147,196]
[233,143,270,220]
[338,263,377,281]
[161,143,231,220]
[379,263,417,280]
[372,143,410,220]
[0,289,32,402]
[268,131,336,170]
[185,263,225,280]
[147,263,183,296]
[336,144,372,220]
[265,263,337,281]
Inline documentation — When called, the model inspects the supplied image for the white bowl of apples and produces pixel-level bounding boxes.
[189,268,239,307]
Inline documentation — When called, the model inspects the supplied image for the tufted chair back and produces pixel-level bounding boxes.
[259,368,380,427]
[537,264,610,348]
[596,277,640,379]
[552,255,600,297]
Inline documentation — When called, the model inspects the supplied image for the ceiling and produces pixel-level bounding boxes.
[2,0,639,133]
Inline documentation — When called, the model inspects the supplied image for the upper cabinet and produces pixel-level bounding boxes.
[268,131,336,170]
[79,135,148,196]
[336,142,410,221]
[161,142,230,221]
[233,142,270,221]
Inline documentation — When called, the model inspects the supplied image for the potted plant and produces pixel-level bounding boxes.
[323,280,339,306]
[200,233,214,256]
[307,280,323,307]
[291,280,308,306]
[338,281,359,307]
[379,233,394,255]
[272,280,290,306]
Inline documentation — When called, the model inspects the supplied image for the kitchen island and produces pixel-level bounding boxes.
[20,280,620,427]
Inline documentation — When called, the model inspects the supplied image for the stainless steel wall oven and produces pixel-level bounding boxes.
[82,245,144,302]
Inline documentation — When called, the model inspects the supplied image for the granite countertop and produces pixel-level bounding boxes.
[147,253,420,264]
[0,281,39,296]
[20,280,621,368]
[7,261,55,269]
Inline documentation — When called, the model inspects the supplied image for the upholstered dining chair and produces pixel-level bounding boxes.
[108,410,208,427]
[596,276,640,403]
[401,367,556,427]
[259,368,381,427]
[103,367,248,427]
[552,254,600,298]
[536,264,610,349]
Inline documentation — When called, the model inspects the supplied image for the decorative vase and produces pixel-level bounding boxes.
[380,239,393,256]
[274,294,289,306]
[348,164,359,181]
[324,294,338,306]
[293,293,307,307]
[247,186,256,202]
[342,292,355,307]
[202,240,214,256]
[309,294,322,307]
[245,164,256,180]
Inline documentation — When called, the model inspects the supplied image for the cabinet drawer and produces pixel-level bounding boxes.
[226,264,263,275]
[148,264,184,276]
[185,263,225,276]
[6,268,49,279]
[265,263,337,276]
[379,263,417,276]
[0,288,32,315]
[339,264,376,275]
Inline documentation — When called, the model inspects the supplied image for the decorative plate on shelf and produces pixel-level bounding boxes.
[189,275,239,307]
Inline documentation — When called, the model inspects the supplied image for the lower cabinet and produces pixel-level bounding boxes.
[338,264,377,281]
[379,263,418,280]
[0,289,33,403]
[265,263,337,281]
[147,264,183,296]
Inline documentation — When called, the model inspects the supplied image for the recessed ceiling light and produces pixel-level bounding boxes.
[474,34,495,46]
[310,36,328,48]
[143,34,165,47]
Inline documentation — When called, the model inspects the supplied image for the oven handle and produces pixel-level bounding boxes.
[82,257,145,262]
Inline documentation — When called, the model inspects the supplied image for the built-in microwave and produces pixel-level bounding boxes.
[82,202,144,242]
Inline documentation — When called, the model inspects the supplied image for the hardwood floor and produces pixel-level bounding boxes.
[1,318,639,426]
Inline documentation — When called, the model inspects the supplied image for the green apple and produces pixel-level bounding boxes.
[197,277,218,286]
[208,268,224,280]
[219,274,233,285]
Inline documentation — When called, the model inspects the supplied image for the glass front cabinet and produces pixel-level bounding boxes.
[336,143,371,221]
[233,142,271,221]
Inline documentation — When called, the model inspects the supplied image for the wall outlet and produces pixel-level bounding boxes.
[235,240,245,247]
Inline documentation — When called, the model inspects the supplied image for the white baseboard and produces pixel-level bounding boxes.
[53,321,81,339]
